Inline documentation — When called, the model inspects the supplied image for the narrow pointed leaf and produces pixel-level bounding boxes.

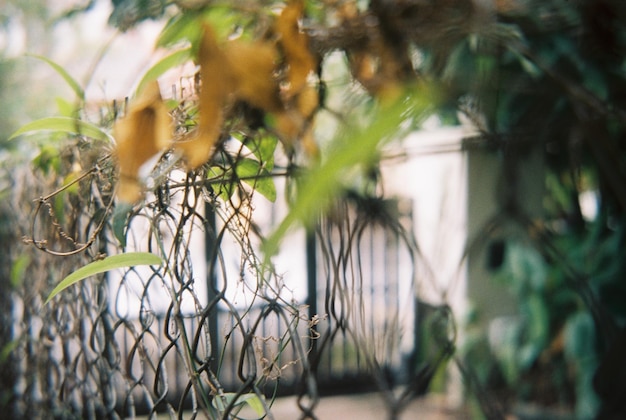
[45,252,163,304]
[263,88,436,257]
[136,48,191,95]
[156,12,202,48]
[27,54,85,101]
[9,117,113,142]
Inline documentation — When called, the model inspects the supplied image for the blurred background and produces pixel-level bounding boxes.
[2,1,626,419]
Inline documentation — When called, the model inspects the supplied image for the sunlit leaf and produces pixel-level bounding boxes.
[211,392,266,417]
[9,117,113,142]
[55,97,78,117]
[236,158,276,202]
[157,7,242,50]
[247,135,277,171]
[242,393,265,416]
[207,165,235,201]
[27,54,85,101]
[157,12,203,48]
[235,158,262,178]
[264,88,435,256]
[136,48,191,95]
[45,252,163,304]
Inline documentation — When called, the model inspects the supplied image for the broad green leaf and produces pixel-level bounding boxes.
[9,117,113,142]
[45,252,163,304]
[136,48,191,95]
[207,165,235,202]
[236,158,276,202]
[244,175,276,202]
[247,135,277,171]
[263,88,435,257]
[27,54,85,101]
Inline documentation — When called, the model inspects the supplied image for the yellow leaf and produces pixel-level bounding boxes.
[340,3,407,104]
[275,0,317,99]
[227,40,283,113]
[175,13,321,165]
[114,81,172,203]
[271,0,320,155]
[175,25,232,170]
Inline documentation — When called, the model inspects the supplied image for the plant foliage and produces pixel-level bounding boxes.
[7,0,626,418]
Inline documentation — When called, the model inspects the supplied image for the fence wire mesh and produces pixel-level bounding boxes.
[1,104,452,419]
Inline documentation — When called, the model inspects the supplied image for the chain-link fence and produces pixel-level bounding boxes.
[1,118,455,419]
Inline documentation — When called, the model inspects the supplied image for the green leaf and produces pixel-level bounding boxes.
[27,54,85,101]
[55,97,79,117]
[112,202,134,248]
[263,88,435,257]
[156,12,203,49]
[242,393,265,416]
[10,255,30,289]
[45,252,163,304]
[236,158,276,202]
[212,393,265,417]
[247,135,277,171]
[207,165,235,202]
[136,48,191,95]
[519,294,549,369]
[157,7,249,52]
[0,340,19,363]
[9,117,113,142]
[564,311,596,362]
[33,144,62,175]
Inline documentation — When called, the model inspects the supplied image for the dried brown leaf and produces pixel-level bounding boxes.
[175,25,232,169]
[271,0,320,154]
[227,40,283,113]
[114,81,172,203]
[275,0,317,99]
